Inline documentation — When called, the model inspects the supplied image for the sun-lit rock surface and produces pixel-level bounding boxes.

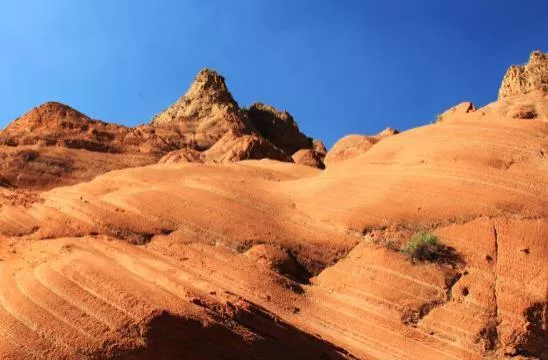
[499,50,548,99]
[0,51,545,359]
[324,127,399,166]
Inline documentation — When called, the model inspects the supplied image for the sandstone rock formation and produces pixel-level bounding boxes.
[0,51,546,360]
[436,101,476,123]
[151,69,252,149]
[311,139,327,155]
[0,71,320,188]
[324,127,399,166]
[153,70,317,166]
[499,50,548,99]
[0,102,170,153]
[247,102,313,155]
[159,130,291,164]
[292,149,325,168]
[0,109,545,358]
[0,102,174,189]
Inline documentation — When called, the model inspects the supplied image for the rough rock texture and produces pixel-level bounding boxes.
[436,101,476,123]
[436,90,548,123]
[152,70,317,165]
[0,52,546,360]
[247,103,313,155]
[292,149,325,169]
[0,71,321,188]
[204,130,291,163]
[499,50,548,99]
[0,108,545,359]
[324,127,399,166]
[312,139,327,155]
[0,102,171,154]
[159,130,290,164]
[0,102,174,189]
[157,146,204,164]
[151,69,252,149]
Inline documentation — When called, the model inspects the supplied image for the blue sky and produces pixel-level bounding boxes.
[0,1,546,148]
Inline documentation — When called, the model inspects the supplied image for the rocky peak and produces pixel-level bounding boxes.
[150,68,250,149]
[498,50,548,99]
[4,102,91,132]
[186,68,236,106]
[151,68,240,127]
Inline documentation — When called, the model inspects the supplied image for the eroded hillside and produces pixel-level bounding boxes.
[0,51,546,359]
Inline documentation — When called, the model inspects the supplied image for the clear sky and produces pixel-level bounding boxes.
[0,1,546,148]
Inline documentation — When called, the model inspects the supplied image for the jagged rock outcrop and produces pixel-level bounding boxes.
[154,70,318,165]
[324,128,399,166]
[292,149,325,169]
[311,139,327,156]
[0,71,323,188]
[499,50,548,99]
[247,103,312,155]
[151,69,252,149]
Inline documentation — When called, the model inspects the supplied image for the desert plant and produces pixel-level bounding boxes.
[403,232,445,262]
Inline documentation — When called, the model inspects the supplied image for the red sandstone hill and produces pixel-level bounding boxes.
[0,50,545,360]
[0,70,321,189]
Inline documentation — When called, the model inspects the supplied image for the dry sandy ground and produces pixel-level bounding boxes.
[0,111,546,359]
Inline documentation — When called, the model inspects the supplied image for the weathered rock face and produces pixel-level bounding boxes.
[324,128,399,166]
[247,103,312,155]
[0,102,167,189]
[311,139,327,156]
[157,146,204,164]
[499,50,548,99]
[204,130,291,163]
[151,70,318,165]
[0,102,172,154]
[151,69,252,149]
[1,71,322,188]
[292,149,325,169]
[152,70,318,165]
[159,130,291,164]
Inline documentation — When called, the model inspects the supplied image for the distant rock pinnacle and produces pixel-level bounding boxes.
[498,50,548,99]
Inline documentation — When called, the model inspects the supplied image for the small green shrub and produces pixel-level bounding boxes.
[403,232,444,262]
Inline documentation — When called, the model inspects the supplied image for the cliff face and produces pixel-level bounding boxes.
[499,50,548,99]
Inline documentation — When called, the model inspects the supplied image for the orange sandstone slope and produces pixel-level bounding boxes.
[0,51,545,360]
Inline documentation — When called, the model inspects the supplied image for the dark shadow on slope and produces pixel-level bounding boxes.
[113,309,353,360]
